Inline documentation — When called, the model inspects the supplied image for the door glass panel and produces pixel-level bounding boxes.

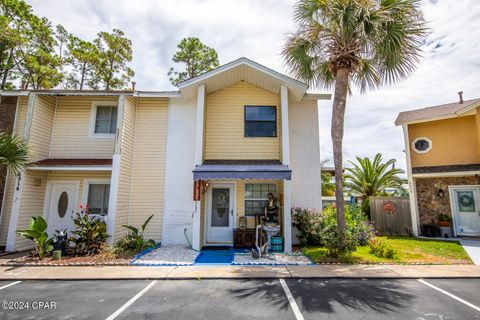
[58,191,68,218]
[457,191,475,212]
[211,188,229,227]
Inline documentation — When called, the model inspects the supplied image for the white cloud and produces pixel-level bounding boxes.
[28,0,480,171]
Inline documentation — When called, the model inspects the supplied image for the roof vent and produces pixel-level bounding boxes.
[458,91,464,104]
[131,81,136,91]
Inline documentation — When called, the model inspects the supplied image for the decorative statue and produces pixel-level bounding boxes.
[264,192,279,225]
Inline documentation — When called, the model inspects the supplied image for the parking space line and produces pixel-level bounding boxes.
[279,279,305,320]
[105,280,157,320]
[0,281,21,290]
[418,279,480,313]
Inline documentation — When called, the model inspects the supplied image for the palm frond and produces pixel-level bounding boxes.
[282,0,426,91]
[344,153,405,198]
[0,132,30,175]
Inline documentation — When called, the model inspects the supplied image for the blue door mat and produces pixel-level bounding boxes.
[195,248,235,264]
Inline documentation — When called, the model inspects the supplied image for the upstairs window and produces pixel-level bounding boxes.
[90,102,118,137]
[244,106,277,137]
[95,106,117,134]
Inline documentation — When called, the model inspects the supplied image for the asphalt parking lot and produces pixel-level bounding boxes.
[1,278,480,319]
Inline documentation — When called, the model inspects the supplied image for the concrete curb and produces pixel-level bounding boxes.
[2,265,480,280]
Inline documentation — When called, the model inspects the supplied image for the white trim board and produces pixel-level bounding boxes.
[178,57,307,91]
[29,166,112,172]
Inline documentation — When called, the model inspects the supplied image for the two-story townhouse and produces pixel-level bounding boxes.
[0,58,329,253]
[396,93,480,237]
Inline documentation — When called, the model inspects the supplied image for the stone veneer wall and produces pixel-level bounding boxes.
[415,176,479,225]
[0,96,18,213]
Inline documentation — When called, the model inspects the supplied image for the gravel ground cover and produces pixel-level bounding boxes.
[232,252,312,265]
[132,245,199,266]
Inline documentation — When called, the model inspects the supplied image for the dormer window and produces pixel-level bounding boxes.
[412,137,432,154]
[244,106,277,137]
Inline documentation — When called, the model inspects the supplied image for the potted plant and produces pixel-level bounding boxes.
[437,214,452,227]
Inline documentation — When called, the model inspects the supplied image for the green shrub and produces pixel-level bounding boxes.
[115,215,157,255]
[293,204,376,257]
[69,205,109,255]
[16,216,53,259]
[291,207,323,245]
[437,213,452,222]
[369,237,397,259]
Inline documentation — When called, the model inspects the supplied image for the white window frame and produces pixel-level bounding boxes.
[89,101,118,139]
[82,178,111,217]
[412,137,433,154]
[244,183,277,216]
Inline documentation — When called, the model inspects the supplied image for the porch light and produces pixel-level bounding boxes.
[34,178,42,186]
[201,180,210,194]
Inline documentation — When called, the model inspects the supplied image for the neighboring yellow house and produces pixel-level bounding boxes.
[0,58,330,252]
[396,93,480,237]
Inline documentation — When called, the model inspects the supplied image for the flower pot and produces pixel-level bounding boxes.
[52,250,62,260]
[437,221,450,228]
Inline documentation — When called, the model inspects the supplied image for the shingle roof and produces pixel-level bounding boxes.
[395,98,480,126]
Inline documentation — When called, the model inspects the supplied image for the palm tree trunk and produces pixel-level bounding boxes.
[331,68,349,238]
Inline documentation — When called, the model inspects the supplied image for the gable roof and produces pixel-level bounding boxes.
[177,57,311,102]
[395,98,480,126]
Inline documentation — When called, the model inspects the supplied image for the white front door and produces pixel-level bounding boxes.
[206,184,234,244]
[451,186,480,236]
[46,182,79,236]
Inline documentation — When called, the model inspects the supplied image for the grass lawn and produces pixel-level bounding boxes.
[303,236,472,265]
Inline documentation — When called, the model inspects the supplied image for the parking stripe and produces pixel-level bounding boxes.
[0,281,21,290]
[418,279,480,313]
[105,280,157,320]
[279,279,305,320]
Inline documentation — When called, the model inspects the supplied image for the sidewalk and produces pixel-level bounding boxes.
[2,264,480,280]
[460,239,480,265]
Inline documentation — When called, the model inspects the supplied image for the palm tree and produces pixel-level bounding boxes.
[0,132,29,176]
[344,153,404,215]
[283,0,426,241]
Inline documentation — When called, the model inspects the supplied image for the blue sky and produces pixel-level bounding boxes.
[29,0,480,171]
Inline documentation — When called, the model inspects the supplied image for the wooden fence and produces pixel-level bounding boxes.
[369,196,412,235]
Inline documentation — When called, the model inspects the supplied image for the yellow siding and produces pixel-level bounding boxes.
[409,115,480,167]
[14,171,48,250]
[476,107,480,159]
[204,81,281,160]
[49,96,116,159]
[113,96,137,240]
[128,98,169,242]
[28,96,55,161]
